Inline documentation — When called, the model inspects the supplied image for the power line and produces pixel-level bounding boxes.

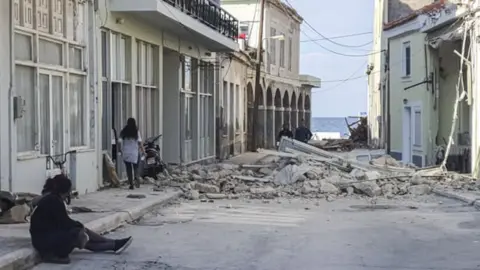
[285,0,372,49]
[274,1,382,57]
[300,31,372,43]
[312,62,368,94]
[300,29,383,57]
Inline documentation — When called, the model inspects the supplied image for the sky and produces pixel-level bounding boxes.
[288,0,374,117]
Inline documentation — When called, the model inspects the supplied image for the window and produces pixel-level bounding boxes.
[136,40,159,139]
[402,41,411,77]
[109,32,132,138]
[239,22,249,40]
[235,85,240,131]
[182,56,192,91]
[270,28,276,65]
[69,75,86,147]
[15,66,36,152]
[279,33,285,68]
[414,108,421,147]
[184,95,193,140]
[198,62,214,158]
[229,83,234,140]
[14,0,89,154]
[288,37,292,71]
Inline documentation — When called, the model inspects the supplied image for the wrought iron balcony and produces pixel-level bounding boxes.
[163,0,239,41]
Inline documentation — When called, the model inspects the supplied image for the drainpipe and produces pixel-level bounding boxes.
[386,41,391,155]
[8,0,14,191]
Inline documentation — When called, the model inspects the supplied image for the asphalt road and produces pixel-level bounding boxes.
[33,195,480,270]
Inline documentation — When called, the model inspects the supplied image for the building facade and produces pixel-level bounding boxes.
[0,0,240,193]
[222,0,319,150]
[376,0,475,172]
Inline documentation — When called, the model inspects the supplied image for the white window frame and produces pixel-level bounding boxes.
[402,41,411,78]
[279,32,285,68]
[270,28,277,66]
[14,0,90,158]
[288,37,292,71]
[135,39,159,139]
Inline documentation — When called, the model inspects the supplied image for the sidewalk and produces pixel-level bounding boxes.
[0,186,182,270]
[432,187,480,208]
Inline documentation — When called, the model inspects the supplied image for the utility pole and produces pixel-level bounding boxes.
[251,0,266,151]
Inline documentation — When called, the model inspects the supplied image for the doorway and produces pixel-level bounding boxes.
[402,106,412,164]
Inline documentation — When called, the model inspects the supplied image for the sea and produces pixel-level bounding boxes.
[311,117,360,138]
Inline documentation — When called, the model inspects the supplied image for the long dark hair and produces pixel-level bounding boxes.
[120,118,139,140]
[43,175,72,195]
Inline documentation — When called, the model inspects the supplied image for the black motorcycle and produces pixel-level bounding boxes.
[142,134,165,180]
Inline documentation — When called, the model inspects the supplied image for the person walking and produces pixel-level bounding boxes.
[119,118,145,190]
[29,175,133,264]
[294,119,313,143]
[276,123,293,146]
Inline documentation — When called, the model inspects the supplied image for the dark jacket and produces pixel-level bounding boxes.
[30,193,82,255]
[277,129,293,142]
[294,127,313,143]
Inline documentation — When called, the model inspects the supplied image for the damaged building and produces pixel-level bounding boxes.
[372,0,477,174]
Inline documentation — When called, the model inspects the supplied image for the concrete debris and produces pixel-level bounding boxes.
[153,137,476,202]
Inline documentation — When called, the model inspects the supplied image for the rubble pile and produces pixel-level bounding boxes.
[348,117,368,146]
[309,139,355,152]
[157,147,476,202]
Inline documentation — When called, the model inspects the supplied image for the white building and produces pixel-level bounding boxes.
[221,0,319,150]
[0,0,239,193]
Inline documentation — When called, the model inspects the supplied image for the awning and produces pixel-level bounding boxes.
[426,20,466,49]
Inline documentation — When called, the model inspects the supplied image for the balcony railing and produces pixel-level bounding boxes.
[164,0,239,41]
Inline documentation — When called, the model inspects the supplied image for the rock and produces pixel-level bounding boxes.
[206,193,227,199]
[365,171,382,181]
[187,190,200,200]
[353,182,382,197]
[218,164,239,170]
[259,168,274,176]
[305,180,320,188]
[305,171,318,180]
[346,186,355,196]
[0,204,30,224]
[250,186,276,194]
[234,184,250,193]
[410,173,426,185]
[350,169,366,180]
[193,183,220,193]
[319,182,340,195]
[371,155,401,167]
[326,195,336,202]
[381,183,395,196]
[126,194,147,199]
[408,184,432,196]
[397,183,410,195]
[301,186,317,194]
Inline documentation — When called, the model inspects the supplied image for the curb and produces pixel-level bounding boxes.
[432,188,480,207]
[0,191,182,270]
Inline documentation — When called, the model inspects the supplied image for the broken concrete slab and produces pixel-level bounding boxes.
[193,183,220,194]
[353,182,382,197]
[408,184,432,196]
[319,182,340,195]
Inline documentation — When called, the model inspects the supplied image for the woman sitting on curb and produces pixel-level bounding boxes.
[30,175,133,264]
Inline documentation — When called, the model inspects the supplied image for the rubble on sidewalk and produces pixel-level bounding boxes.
[153,138,476,202]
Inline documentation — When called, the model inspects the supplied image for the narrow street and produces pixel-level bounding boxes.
[34,196,480,270]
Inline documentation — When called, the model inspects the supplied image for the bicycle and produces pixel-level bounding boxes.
[45,150,77,205]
